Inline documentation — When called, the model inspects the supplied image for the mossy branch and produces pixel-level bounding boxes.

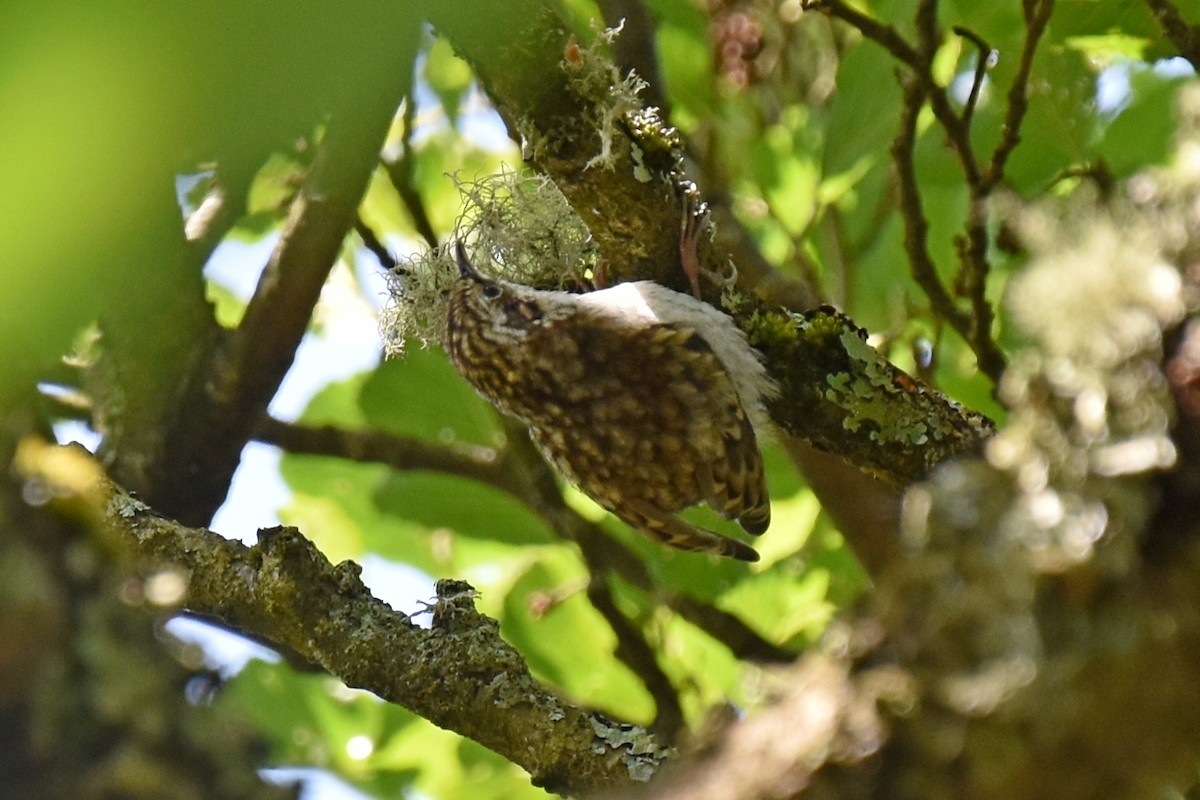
[20,442,670,798]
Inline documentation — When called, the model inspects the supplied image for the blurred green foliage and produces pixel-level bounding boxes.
[6,0,1196,797]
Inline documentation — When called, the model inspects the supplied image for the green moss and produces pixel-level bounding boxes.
[744,308,800,348]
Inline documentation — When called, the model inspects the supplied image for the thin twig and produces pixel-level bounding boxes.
[819,0,1013,380]
[355,217,398,272]
[382,96,440,249]
[950,0,1054,384]
[891,78,976,340]
[913,0,984,187]
[914,0,940,57]
[985,0,1055,189]
[801,0,921,68]
[254,417,519,496]
[1144,0,1200,71]
[952,26,994,128]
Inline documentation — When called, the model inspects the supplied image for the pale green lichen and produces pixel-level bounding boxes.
[380,169,595,355]
[562,22,648,172]
[588,715,672,783]
[630,142,652,183]
[823,328,936,446]
[109,492,152,519]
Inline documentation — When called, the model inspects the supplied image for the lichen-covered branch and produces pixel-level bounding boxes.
[736,302,995,484]
[20,442,670,798]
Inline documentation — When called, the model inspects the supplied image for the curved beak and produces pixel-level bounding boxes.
[454,240,483,281]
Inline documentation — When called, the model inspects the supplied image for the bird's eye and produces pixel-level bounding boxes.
[482,284,502,300]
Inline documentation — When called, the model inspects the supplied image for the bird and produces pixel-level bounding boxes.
[444,240,775,561]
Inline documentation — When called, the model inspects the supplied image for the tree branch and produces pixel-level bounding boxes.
[951,26,993,129]
[890,78,978,344]
[381,94,440,250]
[355,217,399,272]
[809,0,1019,383]
[27,443,670,797]
[800,0,922,68]
[1145,0,1200,70]
[258,414,799,661]
[985,0,1055,188]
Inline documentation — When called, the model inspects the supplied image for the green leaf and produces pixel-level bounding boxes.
[1096,68,1190,176]
[500,557,656,723]
[647,0,716,119]
[424,36,474,124]
[823,43,903,177]
[375,716,552,800]
[1004,47,1099,190]
[358,347,502,445]
[373,471,556,550]
[650,600,746,716]
[752,108,820,236]
[279,457,389,563]
[205,279,247,329]
[1050,0,1174,63]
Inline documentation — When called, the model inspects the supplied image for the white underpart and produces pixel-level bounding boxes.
[575,281,777,436]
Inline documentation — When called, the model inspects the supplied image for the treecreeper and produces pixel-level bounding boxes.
[445,240,776,561]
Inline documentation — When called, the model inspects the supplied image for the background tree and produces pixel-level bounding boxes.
[3,1,1200,798]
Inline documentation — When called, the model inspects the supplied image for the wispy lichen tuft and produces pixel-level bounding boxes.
[379,168,595,356]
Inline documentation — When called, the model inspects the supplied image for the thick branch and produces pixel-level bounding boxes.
[32,444,668,798]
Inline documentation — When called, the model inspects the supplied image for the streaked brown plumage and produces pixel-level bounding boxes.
[445,241,774,561]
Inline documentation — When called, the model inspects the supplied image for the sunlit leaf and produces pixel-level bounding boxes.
[501,557,656,723]
[424,36,474,124]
